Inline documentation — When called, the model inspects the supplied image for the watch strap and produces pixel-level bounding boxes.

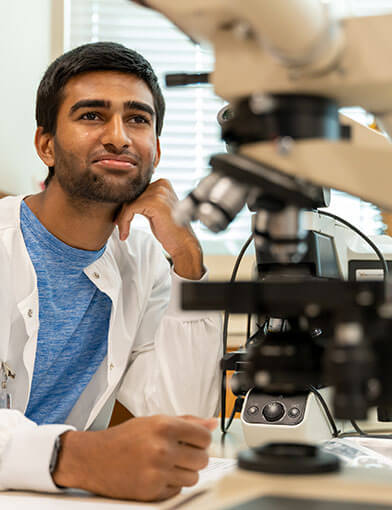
[49,434,65,488]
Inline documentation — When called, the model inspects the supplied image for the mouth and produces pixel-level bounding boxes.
[92,155,138,171]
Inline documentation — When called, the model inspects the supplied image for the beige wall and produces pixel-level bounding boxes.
[0,0,64,195]
[205,254,255,348]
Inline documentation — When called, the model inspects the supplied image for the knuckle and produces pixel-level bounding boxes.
[156,181,174,198]
[154,415,173,437]
[152,441,170,463]
[142,471,165,500]
[157,178,171,188]
[157,192,169,204]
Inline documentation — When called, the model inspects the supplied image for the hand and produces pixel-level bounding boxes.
[115,179,204,279]
[53,414,217,501]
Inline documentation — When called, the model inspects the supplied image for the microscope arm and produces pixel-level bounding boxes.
[130,0,392,211]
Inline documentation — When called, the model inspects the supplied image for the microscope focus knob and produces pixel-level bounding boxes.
[262,402,285,422]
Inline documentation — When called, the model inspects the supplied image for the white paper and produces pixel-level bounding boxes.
[187,457,237,492]
[0,457,237,509]
[323,437,392,470]
[162,457,237,509]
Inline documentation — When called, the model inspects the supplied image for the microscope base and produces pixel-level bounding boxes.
[238,442,340,475]
[223,495,392,509]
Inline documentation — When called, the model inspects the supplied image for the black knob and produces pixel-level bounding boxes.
[262,402,285,422]
[247,405,259,416]
[288,407,300,419]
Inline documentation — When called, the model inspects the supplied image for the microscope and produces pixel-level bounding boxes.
[131,1,392,506]
[216,107,392,449]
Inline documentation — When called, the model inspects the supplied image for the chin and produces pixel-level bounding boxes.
[88,185,142,204]
[62,169,149,204]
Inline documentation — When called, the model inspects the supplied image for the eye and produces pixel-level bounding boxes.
[128,114,150,125]
[79,111,101,121]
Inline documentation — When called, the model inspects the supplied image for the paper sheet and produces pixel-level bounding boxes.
[184,457,237,494]
[0,457,237,509]
[162,457,237,509]
[322,437,392,470]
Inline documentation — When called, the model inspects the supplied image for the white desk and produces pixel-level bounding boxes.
[210,419,247,459]
[3,420,392,509]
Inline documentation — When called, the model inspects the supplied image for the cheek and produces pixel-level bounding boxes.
[57,128,97,161]
[137,134,158,164]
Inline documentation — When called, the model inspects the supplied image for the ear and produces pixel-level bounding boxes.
[153,137,161,171]
[34,127,55,167]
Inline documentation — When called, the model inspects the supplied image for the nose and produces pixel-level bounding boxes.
[101,115,130,152]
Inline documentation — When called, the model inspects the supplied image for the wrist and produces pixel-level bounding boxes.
[49,434,65,488]
[52,430,91,490]
[171,238,204,280]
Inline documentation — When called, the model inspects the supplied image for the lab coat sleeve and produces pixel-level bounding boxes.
[117,257,223,418]
[0,242,75,493]
[0,409,74,492]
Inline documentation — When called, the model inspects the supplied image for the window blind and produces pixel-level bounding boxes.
[65,0,385,255]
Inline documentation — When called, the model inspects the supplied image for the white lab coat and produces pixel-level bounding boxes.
[0,195,222,492]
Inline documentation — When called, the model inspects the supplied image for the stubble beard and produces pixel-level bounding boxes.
[53,141,154,205]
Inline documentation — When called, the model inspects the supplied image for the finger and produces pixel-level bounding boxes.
[154,485,182,502]
[114,203,132,236]
[116,199,156,239]
[175,443,209,471]
[117,212,134,241]
[172,418,212,449]
[181,415,218,431]
[168,467,199,488]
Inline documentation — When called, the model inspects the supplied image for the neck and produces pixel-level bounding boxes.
[25,181,120,251]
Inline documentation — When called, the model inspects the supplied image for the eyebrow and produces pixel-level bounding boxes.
[124,100,155,118]
[69,99,155,117]
[70,100,109,115]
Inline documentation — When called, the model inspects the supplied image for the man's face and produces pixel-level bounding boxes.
[45,70,160,204]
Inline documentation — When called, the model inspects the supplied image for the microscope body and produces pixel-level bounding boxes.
[235,214,392,447]
[241,387,335,447]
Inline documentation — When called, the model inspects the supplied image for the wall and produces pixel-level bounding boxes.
[0,0,64,194]
[205,254,255,349]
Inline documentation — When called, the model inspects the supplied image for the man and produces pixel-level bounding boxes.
[0,42,221,501]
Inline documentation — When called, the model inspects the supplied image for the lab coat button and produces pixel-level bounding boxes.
[110,363,114,370]
[27,309,33,318]
[93,272,100,279]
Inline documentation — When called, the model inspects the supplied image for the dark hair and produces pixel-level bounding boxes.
[36,42,165,186]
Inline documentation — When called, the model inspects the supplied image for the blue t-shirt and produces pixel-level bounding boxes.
[20,200,112,425]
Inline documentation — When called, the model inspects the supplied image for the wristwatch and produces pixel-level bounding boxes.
[49,434,64,487]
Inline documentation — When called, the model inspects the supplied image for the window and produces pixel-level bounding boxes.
[65,0,386,255]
